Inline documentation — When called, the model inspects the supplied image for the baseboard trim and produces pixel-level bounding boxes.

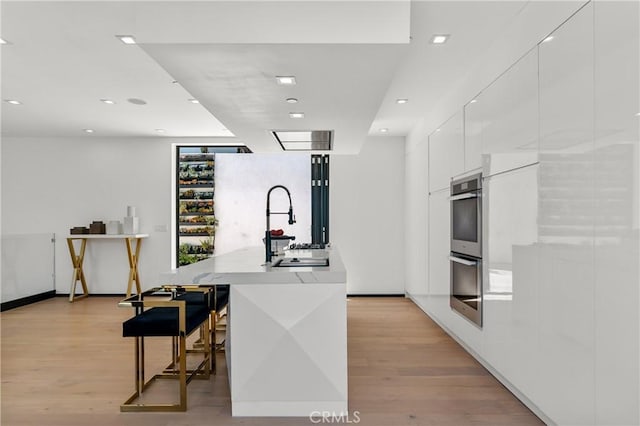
[55,293,126,298]
[1,290,57,312]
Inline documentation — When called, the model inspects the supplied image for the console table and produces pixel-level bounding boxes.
[66,234,148,302]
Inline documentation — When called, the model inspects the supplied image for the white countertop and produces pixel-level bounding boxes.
[160,246,346,285]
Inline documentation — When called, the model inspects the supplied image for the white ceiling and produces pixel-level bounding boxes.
[1,0,529,153]
[142,43,408,153]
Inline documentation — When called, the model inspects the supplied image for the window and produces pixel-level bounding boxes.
[176,145,250,266]
[311,154,330,244]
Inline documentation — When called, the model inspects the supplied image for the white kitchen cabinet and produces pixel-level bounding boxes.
[428,111,464,192]
[539,6,593,157]
[463,97,483,172]
[477,48,539,176]
[538,3,595,425]
[426,188,450,317]
[593,1,640,424]
[482,165,539,399]
[404,137,429,299]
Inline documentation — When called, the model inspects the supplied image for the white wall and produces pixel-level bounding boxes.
[331,136,405,294]
[1,233,55,302]
[1,136,400,296]
[1,139,313,294]
[1,137,175,295]
[214,153,311,255]
[0,136,257,295]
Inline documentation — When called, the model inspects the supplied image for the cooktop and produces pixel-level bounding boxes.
[289,243,326,250]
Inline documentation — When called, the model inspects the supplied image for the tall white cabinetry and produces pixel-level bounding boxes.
[426,111,463,323]
[463,98,482,172]
[404,137,429,299]
[475,39,543,415]
[482,165,539,399]
[426,112,457,324]
[427,188,449,316]
[418,2,640,425]
[593,1,639,424]
[428,112,464,192]
[466,48,539,177]
[538,4,595,424]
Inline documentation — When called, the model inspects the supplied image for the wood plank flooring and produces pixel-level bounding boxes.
[0,296,543,426]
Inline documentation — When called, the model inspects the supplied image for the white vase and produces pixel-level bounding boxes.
[123,216,139,234]
[106,221,122,235]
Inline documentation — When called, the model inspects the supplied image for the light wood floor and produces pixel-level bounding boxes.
[1,296,543,426]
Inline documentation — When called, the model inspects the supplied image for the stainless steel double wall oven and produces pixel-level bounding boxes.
[450,173,483,327]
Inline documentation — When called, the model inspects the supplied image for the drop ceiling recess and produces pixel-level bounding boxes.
[272,130,333,151]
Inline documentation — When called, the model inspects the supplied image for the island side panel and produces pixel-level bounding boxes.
[229,282,348,417]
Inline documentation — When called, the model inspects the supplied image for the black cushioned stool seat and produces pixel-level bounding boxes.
[122,304,209,337]
[214,285,229,312]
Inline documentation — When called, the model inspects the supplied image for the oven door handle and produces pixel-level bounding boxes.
[450,193,479,201]
[449,256,478,266]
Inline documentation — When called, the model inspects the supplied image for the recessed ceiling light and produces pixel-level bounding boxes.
[430,34,450,44]
[116,35,137,45]
[380,128,389,133]
[188,98,200,104]
[289,112,305,119]
[100,99,115,105]
[435,128,441,132]
[155,129,166,133]
[396,99,408,104]
[84,129,95,133]
[5,99,21,105]
[635,112,640,117]
[286,98,299,104]
[469,99,478,104]
[542,35,554,43]
[0,38,9,45]
[127,98,147,105]
[276,76,297,85]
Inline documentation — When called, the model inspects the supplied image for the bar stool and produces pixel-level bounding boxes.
[120,288,212,412]
[170,285,229,370]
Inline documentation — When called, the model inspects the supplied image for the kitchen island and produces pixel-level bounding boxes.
[161,246,347,417]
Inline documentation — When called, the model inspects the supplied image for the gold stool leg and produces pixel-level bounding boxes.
[121,334,189,412]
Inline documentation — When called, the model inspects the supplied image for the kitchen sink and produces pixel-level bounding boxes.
[272,257,330,267]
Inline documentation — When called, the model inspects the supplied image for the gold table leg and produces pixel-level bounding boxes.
[125,237,143,297]
[67,238,89,302]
